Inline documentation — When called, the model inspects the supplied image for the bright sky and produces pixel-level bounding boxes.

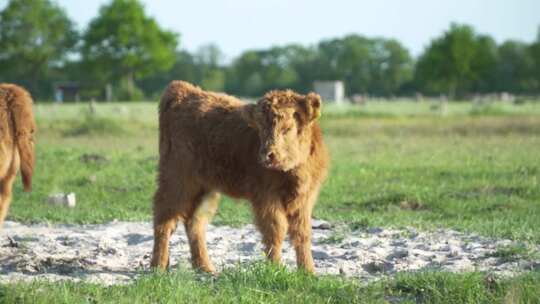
[1,0,539,60]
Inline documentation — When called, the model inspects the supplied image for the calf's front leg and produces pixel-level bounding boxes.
[253,203,288,264]
[288,208,315,273]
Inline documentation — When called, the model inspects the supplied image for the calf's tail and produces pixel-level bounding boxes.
[7,86,36,192]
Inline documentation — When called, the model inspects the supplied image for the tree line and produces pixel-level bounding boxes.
[1,0,539,101]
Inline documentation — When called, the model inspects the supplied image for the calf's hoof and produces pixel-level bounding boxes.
[194,263,216,274]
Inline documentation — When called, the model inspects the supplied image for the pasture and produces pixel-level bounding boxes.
[1,100,540,303]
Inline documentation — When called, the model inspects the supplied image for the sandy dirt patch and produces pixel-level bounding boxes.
[0,221,538,285]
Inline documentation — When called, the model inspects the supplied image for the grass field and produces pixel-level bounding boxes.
[2,100,540,303]
[2,264,540,303]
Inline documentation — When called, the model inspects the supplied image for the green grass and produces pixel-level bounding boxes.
[1,263,538,303]
[390,270,540,303]
[3,100,540,303]
[11,101,540,242]
[485,244,539,263]
[317,116,540,242]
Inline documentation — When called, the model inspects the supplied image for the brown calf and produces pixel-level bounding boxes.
[151,81,329,273]
[0,84,36,227]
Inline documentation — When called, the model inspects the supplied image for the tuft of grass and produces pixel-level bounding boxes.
[485,244,537,263]
[62,115,128,137]
[319,232,346,244]
[390,271,540,304]
[469,104,511,116]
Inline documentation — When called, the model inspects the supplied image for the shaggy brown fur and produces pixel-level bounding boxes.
[0,84,36,227]
[151,81,329,273]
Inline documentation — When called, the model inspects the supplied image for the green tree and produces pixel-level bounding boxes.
[497,40,534,93]
[370,38,414,96]
[414,24,506,98]
[139,46,226,98]
[226,50,264,96]
[470,35,498,93]
[226,36,413,97]
[316,35,372,94]
[194,44,226,91]
[194,44,223,68]
[229,45,307,96]
[529,27,540,93]
[313,35,412,96]
[0,0,77,97]
[138,50,198,98]
[81,0,178,100]
[415,24,483,98]
[284,45,320,93]
[198,68,225,92]
[260,46,300,91]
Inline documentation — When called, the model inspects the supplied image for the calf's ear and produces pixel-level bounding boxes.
[242,103,258,128]
[305,93,322,122]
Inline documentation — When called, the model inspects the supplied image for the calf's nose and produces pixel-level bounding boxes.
[266,152,276,163]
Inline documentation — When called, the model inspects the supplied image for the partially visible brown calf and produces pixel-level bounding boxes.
[151,81,329,273]
[0,84,36,227]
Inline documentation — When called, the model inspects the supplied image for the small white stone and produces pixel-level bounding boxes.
[47,193,76,208]
[66,193,76,208]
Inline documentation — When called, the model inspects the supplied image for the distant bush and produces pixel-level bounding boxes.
[115,80,146,101]
[62,112,127,136]
[469,104,509,116]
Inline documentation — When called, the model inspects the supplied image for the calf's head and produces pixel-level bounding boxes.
[244,90,322,171]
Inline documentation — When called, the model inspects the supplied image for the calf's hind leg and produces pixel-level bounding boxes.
[0,155,19,228]
[151,175,196,270]
[150,192,181,270]
[0,173,16,227]
[185,191,220,272]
